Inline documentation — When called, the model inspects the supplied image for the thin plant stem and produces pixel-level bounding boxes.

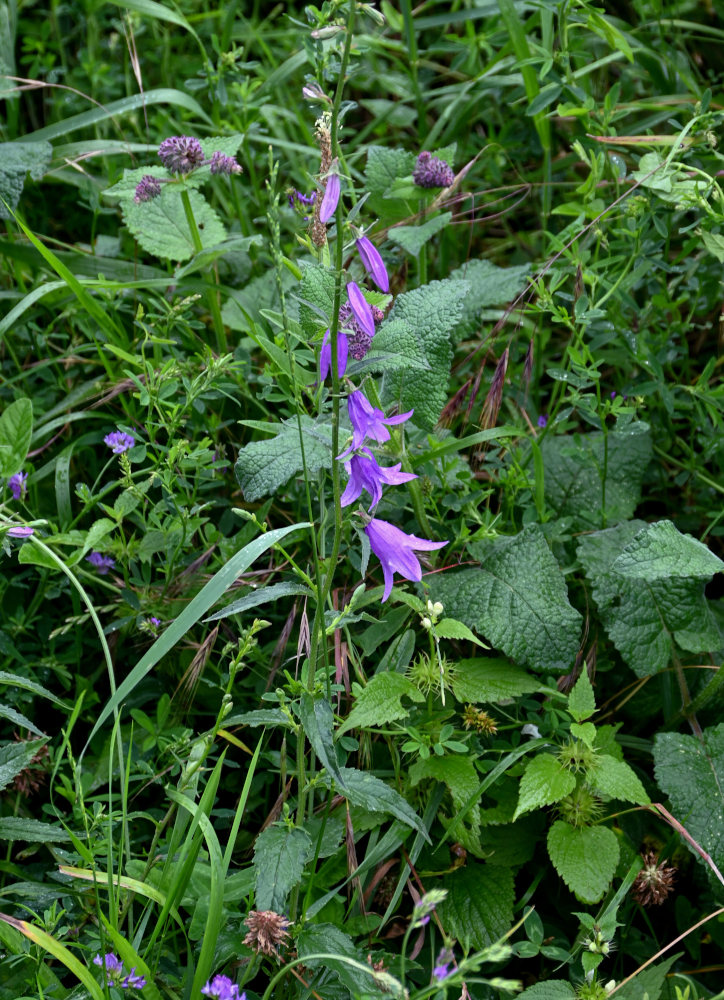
[179,187,226,354]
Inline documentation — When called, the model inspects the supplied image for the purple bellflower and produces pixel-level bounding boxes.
[346,282,375,340]
[319,330,349,381]
[364,518,447,602]
[413,151,454,189]
[8,471,28,500]
[6,525,34,538]
[86,552,115,574]
[158,136,204,174]
[340,449,416,510]
[340,391,413,456]
[201,974,244,1000]
[104,431,135,454]
[355,235,389,292]
[319,173,340,223]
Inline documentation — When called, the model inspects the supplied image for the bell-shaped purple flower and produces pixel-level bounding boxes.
[8,471,28,500]
[7,525,34,538]
[319,173,340,223]
[341,449,417,511]
[319,329,349,381]
[340,391,413,456]
[364,518,447,602]
[346,282,375,340]
[355,235,389,292]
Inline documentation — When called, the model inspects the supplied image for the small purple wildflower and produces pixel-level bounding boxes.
[86,552,115,575]
[346,282,375,340]
[537,414,548,428]
[122,968,147,989]
[158,136,204,174]
[319,173,340,223]
[289,189,317,208]
[433,963,451,982]
[93,953,124,985]
[104,431,135,454]
[201,974,244,1000]
[319,330,349,381]
[364,518,447,603]
[432,946,455,983]
[610,390,617,399]
[413,151,454,189]
[209,151,243,175]
[356,235,389,293]
[8,471,28,500]
[134,175,162,203]
[340,449,417,511]
[148,617,161,628]
[6,525,34,538]
[340,391,413,456]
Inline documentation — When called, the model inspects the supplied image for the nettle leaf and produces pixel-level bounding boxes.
[518,983,575,1000]
[252,824,312,912]
[299,263,336,338]
[121,187,227,262]
[0,740,47,793]
[365,146,416,199]
[0,817,71,843]
[235,415,333,501]
[379,279,470,429]
[440,863,515,949]
[409,755,482,854]
[567,670,595,722]
[449,258,531,340]
[541,424,652,529]
[389,213,452,256]
[320,767,429,839]
[0,141,53,219]
[452,657,539,704]
[434,618,486,647]
[547,821,619,903]
[337,672,423,737]
[615,954,679,1000]
[430,526,582,673]
[298,923,389,999]
[298,693,345,787]
[0,398,33,478]
[578,521,722,677]
[588,755,649,805]
[513,754,575,820]
[612,519,724,581]
[654,724,724,875]
[199,134,244,158]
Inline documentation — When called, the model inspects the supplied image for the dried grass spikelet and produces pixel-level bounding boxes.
[632,851,677,906]
[437,378,472,429]
[480,348,509,430]
[243,909,291,957]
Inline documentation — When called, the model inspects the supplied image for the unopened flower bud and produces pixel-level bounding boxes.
[421,617,432,630]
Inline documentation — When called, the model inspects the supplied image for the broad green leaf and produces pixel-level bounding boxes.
[298,693,345,787]
[541,424,652,529]
[337,672,423,737]
[121,188,226,262]
[253,824,312,912]
[452,657,539,704]
[513,754,576,820]
[578,521,721,677]
[654,723,724,874]
[297,923,390,999]
[0,142,52,219]
[518,984,575,999]
[431,526,582,673]
[298,263,336,338]
[0,740,47,793]
[389,213,452,256]
[222,708,292,728]
[235,416,333,501]
[440,863,515,949]
[434,617,487,647]
[320,767,429,840]
[409,755,482,854]
[0,817,71,843]
[587,755,649,805]
[567,670,596,722]
[700,229,724,263]
[547,821,619,903]
[612,519,724,580]
[379,278,470,429]
[449,258,531,340]
[365,146,416,199]
[0,398,33,477]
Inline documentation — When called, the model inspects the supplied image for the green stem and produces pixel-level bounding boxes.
[180,187,226,354]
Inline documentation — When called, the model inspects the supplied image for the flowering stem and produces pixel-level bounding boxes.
[179,187,226,354]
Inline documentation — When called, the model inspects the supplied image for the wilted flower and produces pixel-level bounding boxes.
[346,281,375,340]
[319,172,340,223]
[632,851,677,906]
[6,525,34,538]
[242,909,291,957]
[134,175,162,203]
[340,449,417,510]
[158,135,204,173]
[104,431,135,454]
[364,518,447,602]
[319,330,349,381]
[8,472,27,500]
[356,235,389,292]
[86,552,115,574]
[340,391,413,456]
[209,151,243,175]
[201,974,243,999]
[413,151,454,189]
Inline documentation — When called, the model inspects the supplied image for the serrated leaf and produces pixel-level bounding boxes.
[440,863,515,949]
[389,213,452,256]
[297,923,390,999]
[252,824,312,912]
[121,187,227,262]
[568,670,596,722]
[337,672,423,737]
[588,755,649,804]
[654,724,724,874]
[298,263,336,338]
[0,741,47,793]
[0,817,71,843]
[103,166,200,201]
[431,526,582,673]
[234,416,333,501]
[409,755,482,854]
[541,425,652,529]
[299,693,345,787]
[319,767,429,840]
[0,141,53,218]
[514,754,576,820]
[378,279,469,429]
[612,519,724,580]
[199,133,244,158]
[365,146,416,198]
[518,983,575,1000]
[547,821,619,902]
[434,618,487,647]
[451,657,539,703]
[449,258,531,340]
[569,722,596,747]
[0,398,33,477]
[615,954,679,1000]
[578,521,722,677]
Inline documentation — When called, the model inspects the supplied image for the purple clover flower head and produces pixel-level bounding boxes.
[341,391,413,456]
[319,173,340,223]
[346,282,375,340]
[201,974,243,1000]
[122,968,147,989]
[319,330,349,382]
[158,136,204,174]
[134,175,162,203]
[433,963,451,982]
[537,414,548,428]
[209,151,243,175]
[413,151,454,189]
[93,953,124,985]
[356,235,389,293]
[338,302,380,361]
[8,471,28,500]
[148,616,161,628]
[6,525,34,538]
[86,551,115,575]
[104,431,135,454]
[364,518,447,602]
[289,189,317,208]
[341,449,417,511]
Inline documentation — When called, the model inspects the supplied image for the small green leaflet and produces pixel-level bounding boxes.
[252,824,312,912]
[547,821,619,903]
[388,213,452,256]
[0,398,33,478]
[434,617,487,648]
[337,672,423,737]
[567,670,595,722]
[122,187,227,262]
[513,754,575,820]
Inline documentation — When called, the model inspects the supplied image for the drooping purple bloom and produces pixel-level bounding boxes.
[537,414,547,428]
[340,391,413,456]
[209,151,243,175]
[346,282,375,340]
[413,151,454,189]
[158,136,204,174]
[341,449,417,510]
[433,963,451,981]
[355,235,389,292]
[104,431,135,454]
[122,968,147,989]
[93,953,124,985]
[319,173,340,223]
[6,525,34,538]
[8,471,27,500]
[319,330,349,381]
[134,174,162,203]
[86,552,116,575]
[201,974,244,1000]
[364,518,447,602]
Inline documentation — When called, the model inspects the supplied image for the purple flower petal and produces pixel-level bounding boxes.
[346,282,375,340]
[7,525,34,538]
[365,518,447,602]
[356,235,389,292]
[319,330,349,381]
[104,431,135,454]
[341,450,416,511]
[340,391,413,455]
[7,471,28,500]
[319,173,340,223]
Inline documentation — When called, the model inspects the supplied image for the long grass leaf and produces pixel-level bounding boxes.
[0,914,104,1000]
